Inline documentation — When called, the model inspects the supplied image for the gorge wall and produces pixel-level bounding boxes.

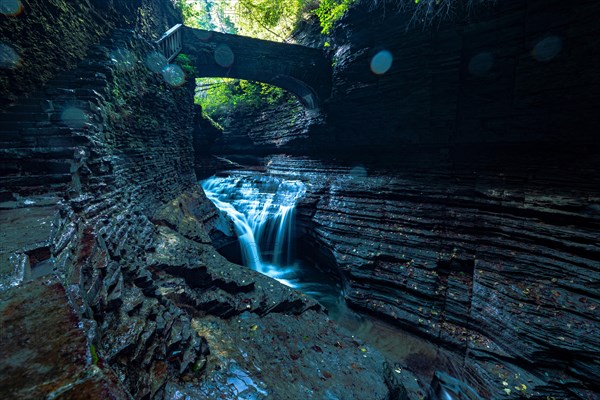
[264,155,599,400]
[0,0,182,108]
[1,1,400,398]
[2,0,599,399]
[200,0,600,399]
[208,0,599,158]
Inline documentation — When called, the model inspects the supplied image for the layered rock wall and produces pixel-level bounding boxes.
[0,0,181,107]
[1,4,397,399]
[266,155,600,399]
[208,99,325,156]
[323,0,599,152]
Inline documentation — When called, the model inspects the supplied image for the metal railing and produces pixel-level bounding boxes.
[156,24,183,62]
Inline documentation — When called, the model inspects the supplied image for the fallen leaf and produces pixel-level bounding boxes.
[311,345,323,353]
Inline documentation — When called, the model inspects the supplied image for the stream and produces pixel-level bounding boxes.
[201,172,447,398]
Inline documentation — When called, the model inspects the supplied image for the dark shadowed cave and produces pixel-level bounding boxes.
[0,0,598,399]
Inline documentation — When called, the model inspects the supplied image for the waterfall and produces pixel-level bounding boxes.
[201,174,306,287]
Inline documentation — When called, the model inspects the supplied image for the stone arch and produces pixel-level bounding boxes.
[182,27,332,111]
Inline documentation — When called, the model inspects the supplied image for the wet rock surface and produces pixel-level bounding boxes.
[0,278,129,399]
[0,0,181,107]
[167,311,392,399]
[0,22,396,400]
[258,155,600,400]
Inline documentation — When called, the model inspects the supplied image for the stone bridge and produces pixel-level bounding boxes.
[180,27,332,110]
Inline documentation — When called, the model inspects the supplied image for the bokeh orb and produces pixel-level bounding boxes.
[110,48,136,71]
[145,52,168,74]
[195,30,213,42]
[162,64,186,86]
[214,44,234,68]
[61,107,88,129]
[0,0,22,16]
[349,165,368,179]
[468,52,494,77]
[370,50,393,75]
[0,42,20,69]
[533,35,562,62]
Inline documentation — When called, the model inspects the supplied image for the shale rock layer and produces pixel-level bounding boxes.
[264,155,600,400]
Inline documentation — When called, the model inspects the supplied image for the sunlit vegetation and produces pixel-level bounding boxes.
[174,53,196,75]
[172,0,492,40]
[314,0,355,34]
[172,0,236,33]
[195,78,288,124]
[172,0,352,42]
[173,0,349,122]
[174,0,493,121]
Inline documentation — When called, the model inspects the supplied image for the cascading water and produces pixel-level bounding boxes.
[201,172,448,398]
[201,174,307,288]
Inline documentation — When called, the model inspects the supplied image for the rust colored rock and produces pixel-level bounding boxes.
[0,278,129,399]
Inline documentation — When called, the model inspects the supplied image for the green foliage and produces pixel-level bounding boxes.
[90,345,99,365]
[195,78,286,123]
[174,53,196,75]
[314,0,355,34]
[234,0,307,41]
[172,0,324,42]
[173,0,238,32]
[173,0,215,29]
[172,0,482,44]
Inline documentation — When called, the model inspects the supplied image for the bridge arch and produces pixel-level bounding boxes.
[181,27,332,110]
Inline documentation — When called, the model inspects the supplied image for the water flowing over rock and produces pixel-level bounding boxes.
[260,155,600,400]
[1,0,599,398]
[202,174,307,286]
[0,4,398,398]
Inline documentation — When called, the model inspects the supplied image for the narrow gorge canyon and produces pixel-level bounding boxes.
[1,0,598,399]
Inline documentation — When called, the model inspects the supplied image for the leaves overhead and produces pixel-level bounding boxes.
[194,78,288,124]
[173,0,351,42]
[172,0,356,122]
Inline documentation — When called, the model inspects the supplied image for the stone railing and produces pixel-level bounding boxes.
[156,24,183,62]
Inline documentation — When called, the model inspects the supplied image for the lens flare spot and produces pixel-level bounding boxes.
[110,48,136,71]
[370,50,393,75]
[162,64,186,86]
[61,107,88,129]
[145,51,167,73]
[0,0,23,16]
[533,35,562,62]
[214,44,234,68]
[468,52,494,77]
[349,165,367,179]
[195,30,213,42]
[0,42,20,69]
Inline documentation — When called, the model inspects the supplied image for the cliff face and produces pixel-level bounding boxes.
[0,0,181,108]
[323,0,599,153]
[196,1,600,398]
[0,1,398,398]
[263,155,599,399]
[208,99,326,156]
